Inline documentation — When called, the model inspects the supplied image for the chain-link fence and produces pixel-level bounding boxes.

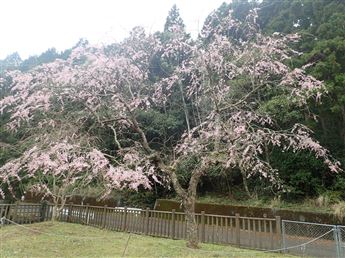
[282,220,345,258]
[338,226,345,257]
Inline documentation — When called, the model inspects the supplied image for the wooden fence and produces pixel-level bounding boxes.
[0,203,282,250]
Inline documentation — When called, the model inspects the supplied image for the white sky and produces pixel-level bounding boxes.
[0,0,229,59]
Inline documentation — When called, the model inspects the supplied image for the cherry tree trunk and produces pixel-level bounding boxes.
[184,196,199,249]
[51,203,64,221]
[164,165,203,249]
[51,205,58,221]
[240,169,252,198]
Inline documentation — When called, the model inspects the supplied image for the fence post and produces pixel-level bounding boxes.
[171,209,176,239]
[144,208,150,235]
[67,202,73,222]
[40,201,48,222]
[102,205,108,228]
[12,203,18,223]
[201,211,205,243]
[281,219,287,253]
[275,216,282,250]
[334,226,341,258]
[78,205,83,223]
[235,213,240,247]
[85,204,90,225]
[337,226,344,258]
[122,206,128,232]
[4,204,11,219]
[4,205,10,224]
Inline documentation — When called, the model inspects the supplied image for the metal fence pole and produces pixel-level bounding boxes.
[282,220,286,253]
[338,226,345,258]
[334,226,341,258]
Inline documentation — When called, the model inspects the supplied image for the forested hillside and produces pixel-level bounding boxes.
[1,0,345,216]
[259,0,345,201]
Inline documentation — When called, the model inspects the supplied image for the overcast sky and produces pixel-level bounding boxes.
[0,0,229,59]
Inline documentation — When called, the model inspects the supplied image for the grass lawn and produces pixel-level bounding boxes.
[0,222,294,257]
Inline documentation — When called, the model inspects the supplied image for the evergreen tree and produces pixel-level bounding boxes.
[0,52,22,73]
[164,4,185,32]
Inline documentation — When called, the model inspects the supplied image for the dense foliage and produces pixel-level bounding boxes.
[258,0,345,199]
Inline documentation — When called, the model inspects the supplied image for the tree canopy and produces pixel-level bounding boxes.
[1,2,344,247]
